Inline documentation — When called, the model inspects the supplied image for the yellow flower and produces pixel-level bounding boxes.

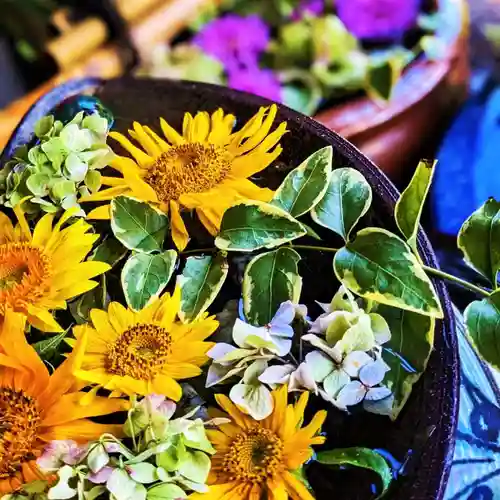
[0,207,110,332]
[72,288,218,400]
[0,309,124,495]
[193,385,327,500]
[82,105,287,250]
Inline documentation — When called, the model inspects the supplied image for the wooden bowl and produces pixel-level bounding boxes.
[0,76,460,499]
[314,0,470,184]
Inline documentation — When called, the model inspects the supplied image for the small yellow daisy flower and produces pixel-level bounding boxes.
[0,309,124,495]
[72,288,217,400]
[0,207,110,332]
[82,105,287,250]
[193,385,327,500]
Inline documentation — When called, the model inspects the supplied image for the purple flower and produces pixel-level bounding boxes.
[291,0,324,21]
[336,0,421,41]
[194,14,270,71]
[228,67,282,103]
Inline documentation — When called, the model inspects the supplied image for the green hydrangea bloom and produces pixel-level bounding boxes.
[0,111,114,216]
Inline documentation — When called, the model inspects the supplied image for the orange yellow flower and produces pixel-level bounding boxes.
[82,105,287,250]
[72,288,217,400]
[0,207,110,332]
[0,309,124,495]
[193,385,327,500]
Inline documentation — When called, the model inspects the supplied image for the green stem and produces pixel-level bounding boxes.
[181,247,217,256]
[291,244,339,253]
[422,265,490,297]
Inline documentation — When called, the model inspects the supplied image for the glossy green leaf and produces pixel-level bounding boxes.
[33,328,69,362]
[215,201,306,252]
[271,146,333,217]
[334,228,443,318]
[311,167,372,241]
[395,159,436,253]
[316,447,392,497]
[178,254,228,322]
[378,304,434,419]
[111,196,169,254]
[465,290,500,370]
[122,250,177,311]
[458,198,500,284]
[243,247,302,326]
[69,275,107,325]
[90,236,128,268]
[366,57,403,102]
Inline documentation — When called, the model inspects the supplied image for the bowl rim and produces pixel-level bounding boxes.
[0,76,460,500]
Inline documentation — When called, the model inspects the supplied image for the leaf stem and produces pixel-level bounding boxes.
[291,244,339,253]
[422,265,490,297]
[181,247,217,255]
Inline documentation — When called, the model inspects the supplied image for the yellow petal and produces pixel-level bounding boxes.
[170,200,190,251]
[133,122,162,157]
[26,305,64,333]
[52,280,99,302]
[52,262,111,290]
[38,420,122,442]
[196,208,219,236]
[101,176,127,186]
[143,125,170,152]
[162,363,202,379]
[283,471,316,500]
[110,155,142,175]
[13,200,31,240]
[81,185,130,202]
[230,145,283,178]
[215,394,253,430]
[233,105,278,155]
[160,117,185,145]
[182,112,195,141]
[109,131,152,167]
[32,213,55,247]
[152,374,183,401]
[0,211,15,244]
[87,205,111,220]
[191,111,211,142]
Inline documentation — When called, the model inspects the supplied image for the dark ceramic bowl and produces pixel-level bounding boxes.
[0,77,459,500]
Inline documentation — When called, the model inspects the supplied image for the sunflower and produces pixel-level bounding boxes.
[193,385,327,500]
[72,287,217,400]
[0,309,124,495]
[0,206,110,332]
[82,105,287,250]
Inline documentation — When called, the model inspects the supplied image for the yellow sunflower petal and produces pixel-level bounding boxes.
[26,304,64,333]
[87,205,111,220]
[13,201,31,240]
[230,145,283,178]
[38,420,122,442]
[191,111,211,142]
[160,117,184,145]
[215,394,253,429]
[0,211,15,244]
[152,374,183,401]
[161,363,202,379]
[100,176,127,186]
[196,207,220,236]
[109,131,152,167]
[182,112,195,141]
[32,213,55,247]
[143,125,170,152]
[132,122,162,157]
[81,185,130,202]
[52,262,111,291]
[170,200,190,251]
[190,482,240,500]
[283,471,316,500]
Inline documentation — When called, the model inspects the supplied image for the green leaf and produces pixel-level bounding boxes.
[33,328,69,362]
[465,290,500,370]
[147,483,187,500]
[271,146,333,217]
[85,170,102,193]
[26,173,50,197]
[378,304,434,419]
[395,159,436,253]
[311,167,372,241]
[243,247,302,326]
[111,196,169,254]
[366,57,403,102]
[90,236,128,268]
[334,228,443,318]
[215,201,306,252]
[178,254,229,322]
[316,447,392,497]
[69,276,107,324]
[458,198,500,284]
[122,251,177,311]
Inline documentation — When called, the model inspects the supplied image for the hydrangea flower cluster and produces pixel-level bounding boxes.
[0,112,113,217]
[206,286,393,420]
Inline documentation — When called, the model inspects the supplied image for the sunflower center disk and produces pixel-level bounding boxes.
[0,243,52,313]
[223,426,284,484]
[144,143,232,204]
[0,388,41,481]
[106,324,172,380]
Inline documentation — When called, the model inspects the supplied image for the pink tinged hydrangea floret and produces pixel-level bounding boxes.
[37,440,88,471]
[194,14,271,71]
[336,0,421,41]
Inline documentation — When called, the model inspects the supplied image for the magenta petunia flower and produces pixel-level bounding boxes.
[291,0,324,21]
[193,14,270,71]
[228,67,282,103]
[336,0,421,41]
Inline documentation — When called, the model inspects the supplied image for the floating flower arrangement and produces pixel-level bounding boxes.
[138,0,444,114]
[0,96,499,500]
